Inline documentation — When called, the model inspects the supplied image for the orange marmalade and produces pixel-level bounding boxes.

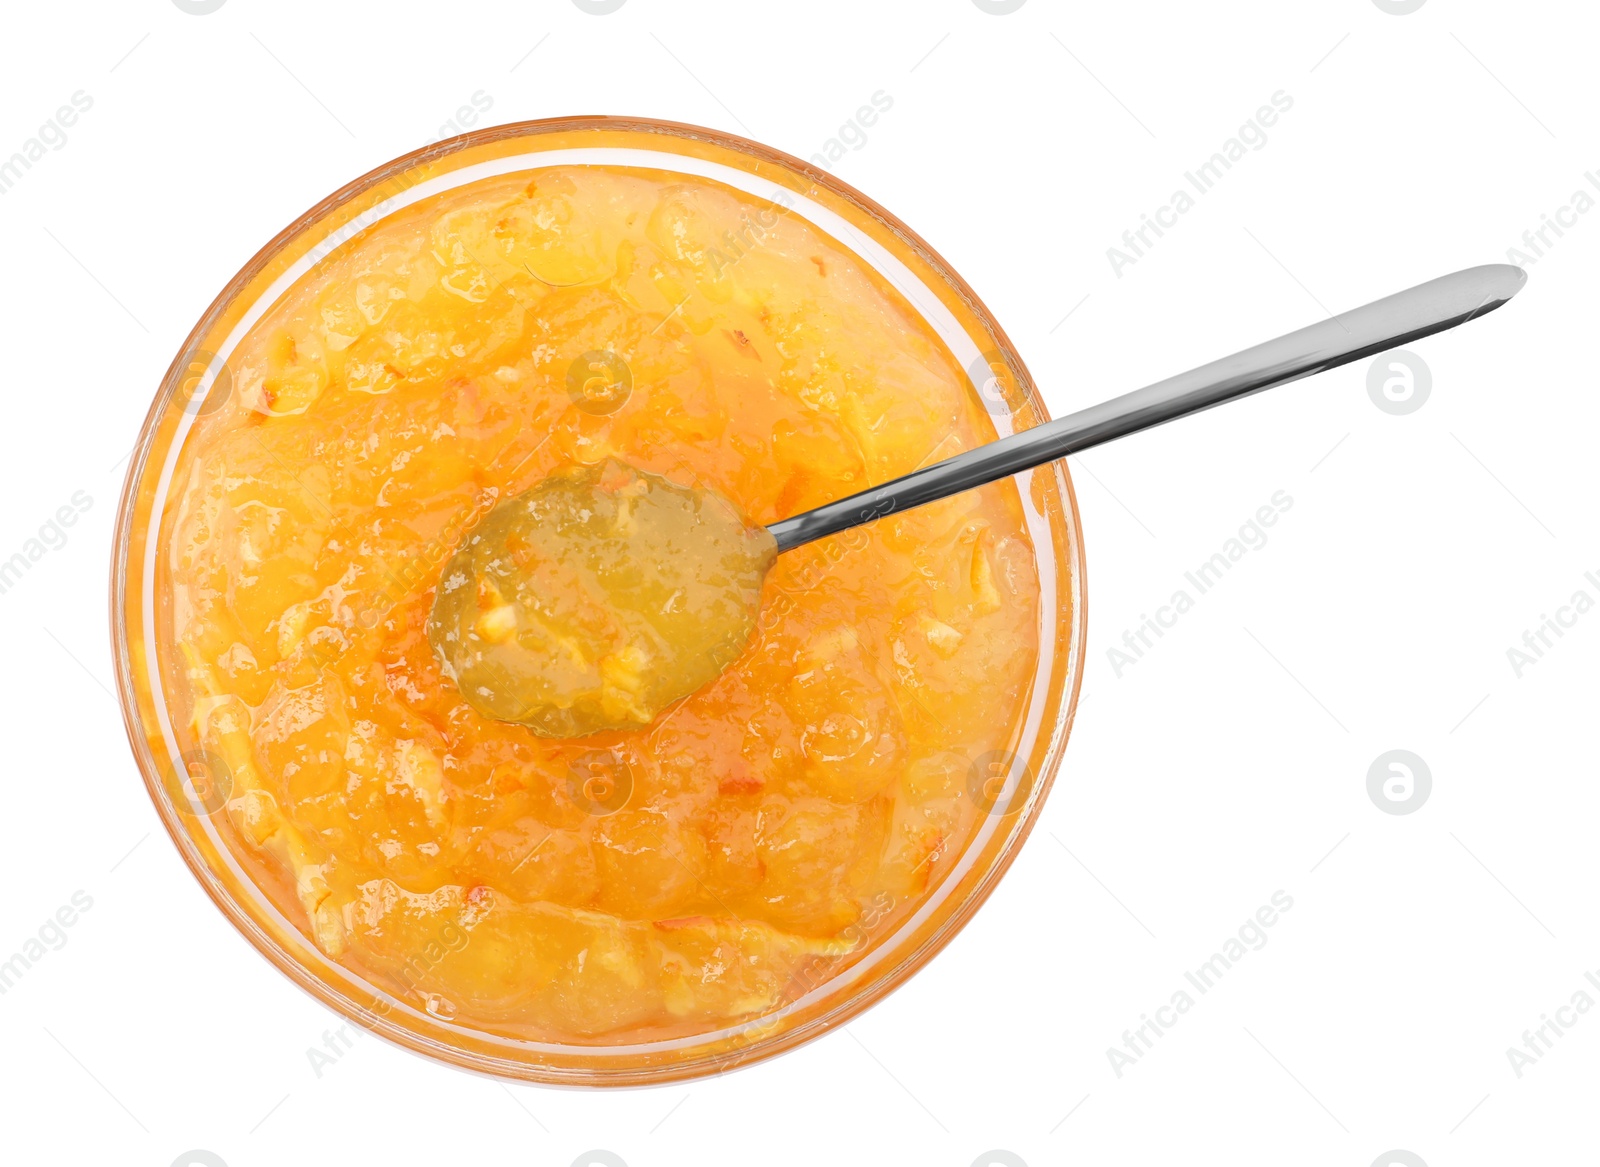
[165,165,1041,1041]
[428,459,778,737]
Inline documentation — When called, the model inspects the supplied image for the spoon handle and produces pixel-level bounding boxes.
[767,263,1527,552]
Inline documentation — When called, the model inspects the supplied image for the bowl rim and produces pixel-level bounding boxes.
[109,113,1088,1086]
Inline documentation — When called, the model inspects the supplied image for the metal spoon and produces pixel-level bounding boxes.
[767,264,1526,551]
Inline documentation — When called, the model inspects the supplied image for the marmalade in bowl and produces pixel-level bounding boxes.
[164,164,1041,1041]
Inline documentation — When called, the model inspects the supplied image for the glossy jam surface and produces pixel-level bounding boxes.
[164,165,1041,1042]
[429,459,776,737]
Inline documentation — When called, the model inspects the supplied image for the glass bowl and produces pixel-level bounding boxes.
[110,116,1086,1085]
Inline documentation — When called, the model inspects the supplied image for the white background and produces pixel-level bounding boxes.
[0,1,1594,1164]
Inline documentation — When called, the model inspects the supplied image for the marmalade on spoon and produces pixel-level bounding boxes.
[428,459,776,737]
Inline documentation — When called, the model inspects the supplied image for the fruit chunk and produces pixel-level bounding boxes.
[343,881,854,1033]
